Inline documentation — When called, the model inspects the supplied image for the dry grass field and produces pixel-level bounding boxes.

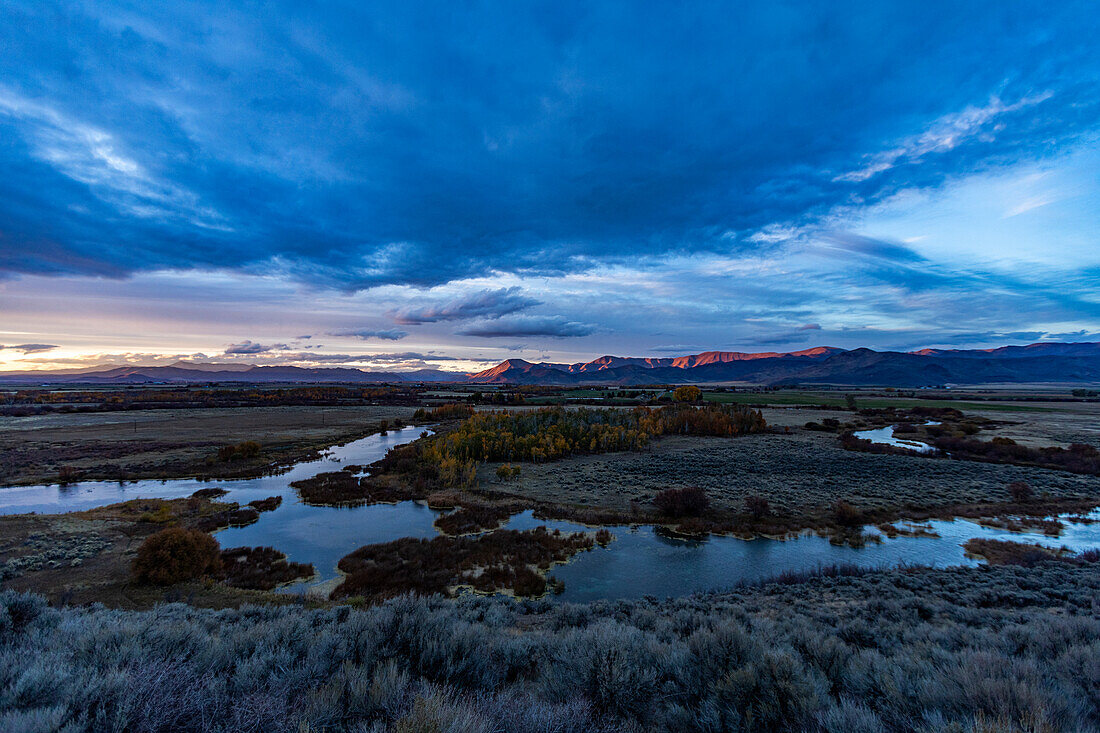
[479,405,1100,524]
[0,405,417,486]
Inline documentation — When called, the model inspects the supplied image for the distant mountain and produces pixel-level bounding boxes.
[4,342,1100,387]
[466,343,1100,386]
[0,363,468,385]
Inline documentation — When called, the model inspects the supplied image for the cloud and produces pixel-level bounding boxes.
[391,287,540,324]
[798,323,822,331]
[223,340,290,354]
[457,316,595,338]
[329,328,408,341]
[649,344,708,353]
[0,343,60,354]
[834,92,1055,182]
[0,3,1094,290]
[364,352,459,362]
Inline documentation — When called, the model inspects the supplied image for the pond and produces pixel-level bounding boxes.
[3,426,1098,601]
[853,422,938,453]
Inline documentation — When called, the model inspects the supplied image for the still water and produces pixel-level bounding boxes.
[3,426,1097,601]
[852,423,938,453]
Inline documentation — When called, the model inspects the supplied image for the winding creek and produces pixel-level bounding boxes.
[3,424,1099,602]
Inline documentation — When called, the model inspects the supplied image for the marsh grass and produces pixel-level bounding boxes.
[247,495,282,512]
[290,471,419,507]
[218,546,314,590]
[963,538,1069,566]
[433,504,515,535]
[334,527,597,600]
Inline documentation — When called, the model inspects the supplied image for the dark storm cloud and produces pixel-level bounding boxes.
[0,1,1097,288]
[457,316,595,338]
[390,287,540,324]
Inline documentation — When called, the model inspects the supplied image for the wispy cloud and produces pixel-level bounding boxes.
[834,92,1055,182]
[329,328,409,341]
[0,343,60,354]
[457,316,595,338]
[391,287,540,324]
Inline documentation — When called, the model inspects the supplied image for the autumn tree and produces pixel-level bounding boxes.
[673,385,702,402]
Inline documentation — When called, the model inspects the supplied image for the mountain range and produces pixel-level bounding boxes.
[0,361,468,386]
[465,342,1100,386]
[2,343,1100,386]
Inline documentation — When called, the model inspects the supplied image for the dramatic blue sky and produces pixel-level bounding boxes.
[1,1,1098,371]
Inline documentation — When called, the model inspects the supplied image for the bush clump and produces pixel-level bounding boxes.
[832,500,865,527]
[1008,480,1033,503]
[745,494,771,519]
[216,440,261,462]
[495,463,521,480]
[131,527,222,585]
[654,486,710,517]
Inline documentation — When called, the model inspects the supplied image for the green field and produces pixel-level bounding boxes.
[700,391,1049,411]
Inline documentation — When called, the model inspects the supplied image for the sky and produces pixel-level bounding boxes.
[1,1,1099,373]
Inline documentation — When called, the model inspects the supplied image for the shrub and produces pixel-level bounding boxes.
[745,494,771,519]
[833,500,865,527]
[495,463,521,480]
[217,440,261,462]
[1008,481,1033,503]
[654,486,710,517]
[132,527,222,585]
[56,466,81,485]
